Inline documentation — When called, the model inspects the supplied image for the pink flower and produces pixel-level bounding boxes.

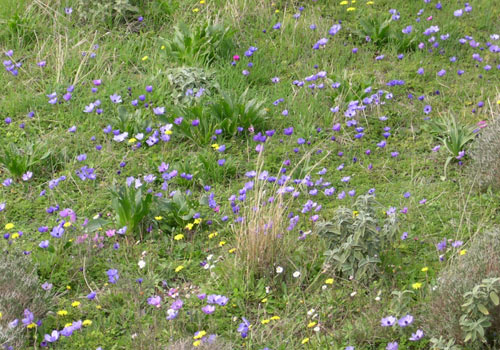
[106,229,116,237]
[233,55,240,61]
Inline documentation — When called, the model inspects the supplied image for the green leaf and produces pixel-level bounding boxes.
[477,304,489,315]
[490,291,499,306]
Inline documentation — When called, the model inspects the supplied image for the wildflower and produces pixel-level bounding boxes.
[412,282,422,289]
[106,269,119,284]
[421,267,429,272]
[175,265,184,272]
[409,329,424,341]
[325,278,334,284]
[174,234,184,240]
[459,249,467,255]
[386,342,398,350]
[138,260,146,269]
[147,296,161,308]
[71,301,80,307]
[202,305,215,314]
[44,330,59,343]
[261,319,270,324]
[381,316,397,327]
[5,223,14,230]
[82,320,92,326]
[398,314,414,327]
[307,321,317,328]
[301,337,310,344]
[57,310,68,316]
[293,271,301,278]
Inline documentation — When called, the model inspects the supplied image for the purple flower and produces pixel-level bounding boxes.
[424,105,432,114]
[381,316,397,327]
[106,269,119,284]
[147,295,162,308]
[202,305,216,314]
[410,329,424,341]
[22,309,34,326]
[110,93,122,103]
[398,314,414,327]
[454,9,463,17]
[153,107,165,115]
[171,299,183,310]
[41,282,53,290]
[386,342,398,350]
[44,330,59,343]
[39,240,49,248]
[87,291,96,300]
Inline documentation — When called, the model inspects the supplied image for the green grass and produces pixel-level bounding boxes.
[0,0,499,349]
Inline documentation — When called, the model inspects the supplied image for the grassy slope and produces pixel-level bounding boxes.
[0,0,499,349]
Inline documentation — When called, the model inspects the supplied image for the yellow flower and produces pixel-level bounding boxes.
[193,330,206,339]
[57,310,68,316]
[64,323,73,328]
[0,311,2,319]
[261,298,267,303]
[185,223,194,230]
[208,232,218,239]
[193,340,201,347]
[5,223,14,230]
[161,45,165,50]
[141,56,148,61]
[275,9,280,13]
[165,129,173,135]
[82,319,92,326]
[261,319,270,324]
[307,321,317,328]
[63,221,72,228]
[459,249,467,255]
[301,337,309,344]
[71,301,80,307]
[193,8,199,12]
[200,0,205,3]
[340,0,348,4]
[11,233,19,239]
[219,240,226,247]
[325,278,334,285]
[66,285,71,290]
[228,248,236,253]
[270,315,280,320]
[347,7,356,11]
[96,305,102,310]
[352,210,359,218]
[128,138,137,144]
[412,282,422,290]
[194,218,202,225]
[367,1,374,4]
[211,143,220,150]
[174,234,184,241]
[175,265,184,272]
[421,267,429,272]
[155,216,163,221]
[27,323,36,329]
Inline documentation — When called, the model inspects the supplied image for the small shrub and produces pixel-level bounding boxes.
[317,194,398,281]
[161,22,234,66]
[110,181,155,238]
[425,115,477,179]
[209,90,268,136]
[74,0,139,28]
[0,142,51,179]
[161,67,217,105]
[0,250,51,349]
[113,106,153,135]
[157,192,200,234]
[423,227,500,347]
[468,117,500,190]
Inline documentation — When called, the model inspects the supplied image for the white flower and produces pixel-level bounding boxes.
[207,254,213,261]
[307,309,315,316]
[321,285,327,290]
[276,266,283,274]
[138,260,146,269]
[350,291,357,297]
[292,271,301,278]
[313,326,320,332]
[265,286,270,294]
[375,296,381,301]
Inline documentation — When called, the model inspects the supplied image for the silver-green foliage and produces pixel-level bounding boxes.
[460,277,500,345]
[317,194,398,280]
[469,117,500,190]
[0,251,50,349]
[424,228,500,347]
